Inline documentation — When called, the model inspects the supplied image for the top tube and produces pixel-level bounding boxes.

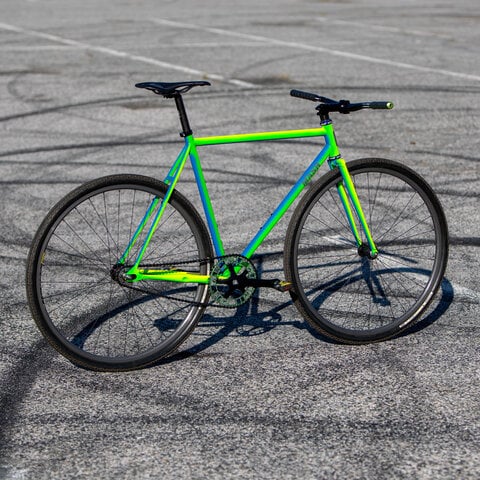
[194,127,329,146]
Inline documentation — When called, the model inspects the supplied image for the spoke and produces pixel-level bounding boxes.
[44,278,110,321]
[375,258,428,294]
[87,195,122,261]
[54,221,109,269]
[43,244,108,271]
[373,268,416,316]
[90,279,115,356]
[323,191,352,231]
[375,192,419,244]
[145,218,196,262]
[73,205,112,256]
[42,276,109,301]
[380,224,435,248]
[369,173,405,231]
[366,171,382,226]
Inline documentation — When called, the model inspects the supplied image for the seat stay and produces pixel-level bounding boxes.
[118,144,190,269]
[126,144,190,276]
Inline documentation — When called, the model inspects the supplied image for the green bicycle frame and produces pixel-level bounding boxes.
[123,123,378,283]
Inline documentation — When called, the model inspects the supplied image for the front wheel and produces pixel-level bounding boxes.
[26,174,213,371]
[284,158,448,343]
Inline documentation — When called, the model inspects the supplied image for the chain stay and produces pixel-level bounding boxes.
[116,254,291,308]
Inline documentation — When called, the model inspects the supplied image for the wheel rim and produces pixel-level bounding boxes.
[34,182,209,365]
[292,164,446,338]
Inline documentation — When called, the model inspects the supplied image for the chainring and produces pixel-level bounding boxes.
[209,255,258,308]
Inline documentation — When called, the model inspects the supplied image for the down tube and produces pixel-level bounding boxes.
[242,143,331,259]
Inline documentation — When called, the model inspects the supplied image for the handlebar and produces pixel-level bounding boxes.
[290,89,330,103]
[290,89,394,114]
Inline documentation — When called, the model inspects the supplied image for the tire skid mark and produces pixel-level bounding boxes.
[1,81,478,124]
[0,138,179,159]
[0,95,143,123]
[1,178,478,199]
[0,338,53,460]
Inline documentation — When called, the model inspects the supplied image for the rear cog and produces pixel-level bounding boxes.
[209,255,257,308]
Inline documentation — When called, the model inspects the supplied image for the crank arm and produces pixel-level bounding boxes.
[243,278,292,292]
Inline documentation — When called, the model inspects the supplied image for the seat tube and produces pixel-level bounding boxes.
[188,136,225,256]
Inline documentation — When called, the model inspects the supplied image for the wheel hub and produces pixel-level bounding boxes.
[357,244,378,260]
[110,264,136,284]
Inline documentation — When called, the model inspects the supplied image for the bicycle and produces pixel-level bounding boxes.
[26,80,449,371]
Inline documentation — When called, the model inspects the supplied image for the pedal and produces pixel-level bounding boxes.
[273,280,293,292]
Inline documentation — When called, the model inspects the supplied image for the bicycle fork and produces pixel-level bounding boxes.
[329,157,378,259]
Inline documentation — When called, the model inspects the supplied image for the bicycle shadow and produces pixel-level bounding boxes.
[399,276,454,336]
[157,270,455,366]
[155,293,318,366]
[155,254,328,365]
[67,249,455,367]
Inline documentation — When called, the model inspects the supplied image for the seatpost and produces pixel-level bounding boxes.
[173,93,193,137]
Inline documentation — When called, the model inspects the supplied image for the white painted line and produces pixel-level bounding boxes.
[452,283,480,304]
[0,22,258,88]
[149,42,268,48]
[153,18,480,83]
[315,17,452,39]
[0,45,82,51]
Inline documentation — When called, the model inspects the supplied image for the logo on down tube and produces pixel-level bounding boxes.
[303,163,322,186]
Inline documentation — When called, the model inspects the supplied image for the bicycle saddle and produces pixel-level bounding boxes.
[135,81,211,97]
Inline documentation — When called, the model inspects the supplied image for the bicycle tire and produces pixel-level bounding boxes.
[26,174,213,371]
[284,158,448,343]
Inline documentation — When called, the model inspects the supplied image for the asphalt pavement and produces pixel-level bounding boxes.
[0,0,479,478]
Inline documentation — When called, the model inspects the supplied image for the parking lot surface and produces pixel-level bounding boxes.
[0,1,479,478]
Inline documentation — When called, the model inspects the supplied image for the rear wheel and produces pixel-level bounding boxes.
[285,158,448,343]
[26,174,213,371]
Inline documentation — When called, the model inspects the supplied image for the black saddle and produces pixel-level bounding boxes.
[135,81,211,97]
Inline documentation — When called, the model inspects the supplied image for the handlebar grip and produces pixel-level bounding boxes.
[290,89,321,102]
[368,101,394,110]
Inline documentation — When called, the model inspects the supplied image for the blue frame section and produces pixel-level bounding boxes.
[241,141,331,258]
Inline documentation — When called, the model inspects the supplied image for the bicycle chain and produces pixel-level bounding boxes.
[116,255,237,308]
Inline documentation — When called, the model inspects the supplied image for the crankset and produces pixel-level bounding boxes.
[209,255,292,308]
